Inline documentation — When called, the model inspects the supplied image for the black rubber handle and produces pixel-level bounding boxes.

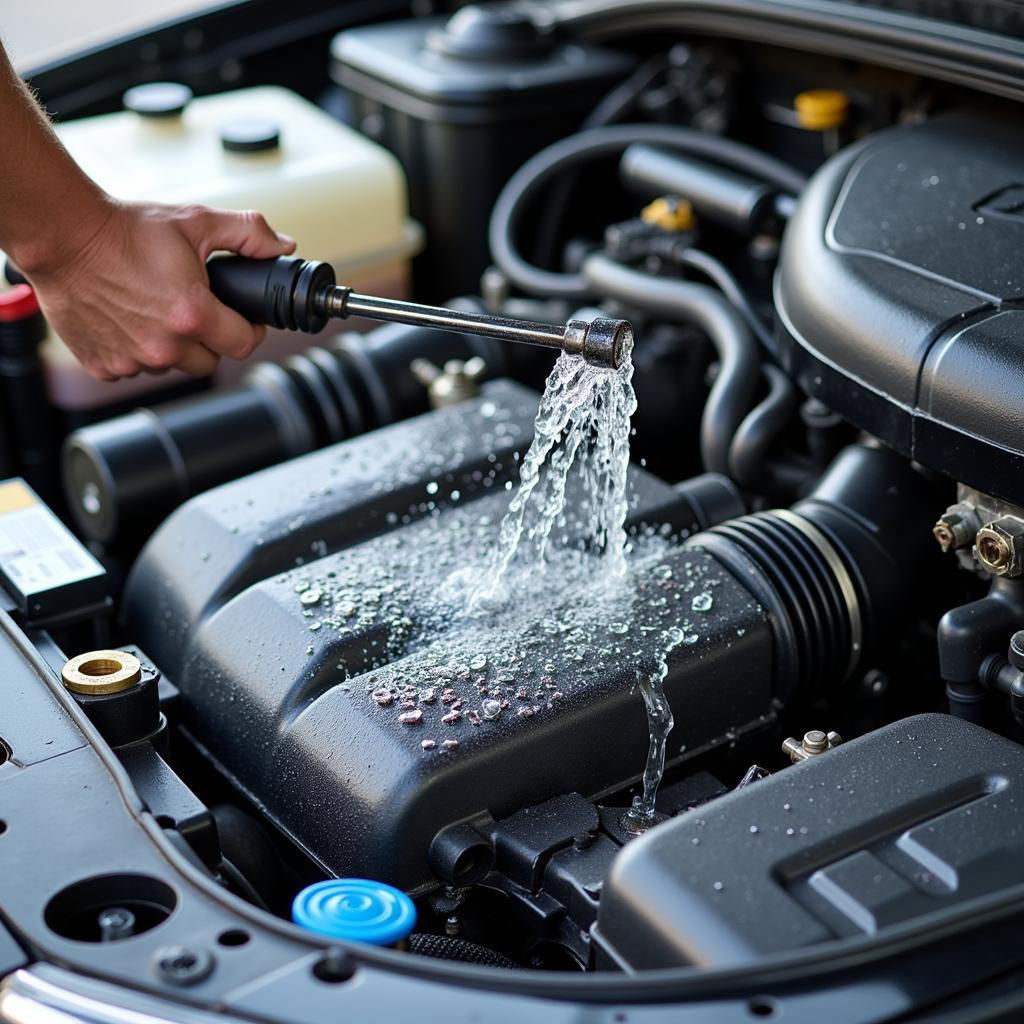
[207,255,336,334]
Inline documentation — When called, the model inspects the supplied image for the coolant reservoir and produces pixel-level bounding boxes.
[44,83,422,412]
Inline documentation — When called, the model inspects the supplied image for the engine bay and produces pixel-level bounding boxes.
[4,1,1024,1017]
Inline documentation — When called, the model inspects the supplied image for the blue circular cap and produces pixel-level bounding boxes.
[292,879,416,946]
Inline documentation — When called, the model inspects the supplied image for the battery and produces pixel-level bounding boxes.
[0,478,107,619]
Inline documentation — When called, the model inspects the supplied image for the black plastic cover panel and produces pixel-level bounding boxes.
[595,713,1024,969]
[125,382,772,891]
[776,111,1024,503]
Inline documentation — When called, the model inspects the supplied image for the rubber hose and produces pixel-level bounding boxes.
[489,124,808,300]
[582,254,760,475]
[729,363,803,492]
[675,248,777,356]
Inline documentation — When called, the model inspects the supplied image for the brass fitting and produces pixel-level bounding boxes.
[975,516,1024,577]
[932,508,976,553]
[61,650,141,696]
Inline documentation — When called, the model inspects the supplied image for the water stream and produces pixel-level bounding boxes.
[469,334,677,831]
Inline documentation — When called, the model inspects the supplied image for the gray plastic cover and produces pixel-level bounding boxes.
[594,713,1024,969]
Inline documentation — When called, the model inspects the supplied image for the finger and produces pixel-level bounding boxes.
[174,341,220,377]
[186,208,296,261]
[199,297,266,360]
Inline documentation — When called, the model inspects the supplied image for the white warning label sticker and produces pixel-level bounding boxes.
[0,480,104,600]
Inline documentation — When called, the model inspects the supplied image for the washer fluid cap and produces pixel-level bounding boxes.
[292,879,416,945]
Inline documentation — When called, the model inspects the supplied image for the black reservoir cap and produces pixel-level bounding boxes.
[220,119,281,153]
[123,81,193,118]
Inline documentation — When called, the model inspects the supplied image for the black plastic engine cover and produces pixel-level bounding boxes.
[594,713,1024,969]
[125,381,773,891]
[776,109,1024,503]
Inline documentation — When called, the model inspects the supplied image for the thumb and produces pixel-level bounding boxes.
[187,208,296,261]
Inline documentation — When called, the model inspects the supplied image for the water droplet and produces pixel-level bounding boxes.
[399,709,424,725]
[712,881,724,891]
[426,481,439,495]
[441,739,459,751]
[691,592,713,612]
[300,588,322,606]
[609,622,629,635]
[481,698,502,721]
[421,739,436,751]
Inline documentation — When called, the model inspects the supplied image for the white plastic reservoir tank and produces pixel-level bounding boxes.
[45,82,423,410]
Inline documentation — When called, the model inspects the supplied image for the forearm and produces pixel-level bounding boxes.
[0,42,111,275]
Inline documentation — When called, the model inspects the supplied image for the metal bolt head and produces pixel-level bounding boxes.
[802,730,828,754]
[97,906,136,942]
[975,517,1024,577]
[153,945,213,987]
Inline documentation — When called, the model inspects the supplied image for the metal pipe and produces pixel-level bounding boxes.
[323,287,630,369]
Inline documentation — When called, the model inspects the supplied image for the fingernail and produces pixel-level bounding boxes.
[277,232,296,246]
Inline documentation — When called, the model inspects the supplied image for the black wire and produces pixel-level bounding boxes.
[535,56,673,265]
[729,363,804,492]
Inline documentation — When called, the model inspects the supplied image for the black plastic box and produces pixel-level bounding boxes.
[331,12,633,297]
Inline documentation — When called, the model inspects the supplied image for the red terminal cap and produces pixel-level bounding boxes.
[0,285,41,323]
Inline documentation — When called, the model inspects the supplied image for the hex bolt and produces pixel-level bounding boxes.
[153,945,214,986]
[975,516,1024,577]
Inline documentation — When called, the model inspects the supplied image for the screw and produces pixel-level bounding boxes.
[445,915,460,937]
[97,907,135,942]
[153,945,213,987]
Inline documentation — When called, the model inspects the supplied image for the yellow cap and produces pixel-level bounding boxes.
[62,650,142,695]
[794,89,849,131]
[640,196,696,232]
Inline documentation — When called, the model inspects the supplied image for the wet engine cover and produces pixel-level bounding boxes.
[126,381,771,890]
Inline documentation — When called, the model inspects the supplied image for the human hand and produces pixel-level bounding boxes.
[20,197,295,380]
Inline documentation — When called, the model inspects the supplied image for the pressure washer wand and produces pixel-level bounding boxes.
[207,255,630,370]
